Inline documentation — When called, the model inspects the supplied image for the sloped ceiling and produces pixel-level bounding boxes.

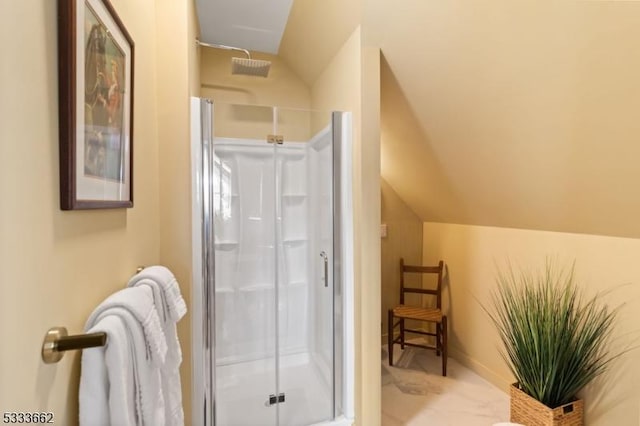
[378,0,640,238]
[278,0,361,85]
[198,0,640,238]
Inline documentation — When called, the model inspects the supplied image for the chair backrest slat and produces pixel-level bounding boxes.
[399,258,444,309]
[403,287,438,295]
[403,265,441,274]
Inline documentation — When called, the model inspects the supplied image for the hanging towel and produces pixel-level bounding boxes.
[79,286,167,426]
[85,286,168,366]
[128,266,186,426]
[128,266,187,323]
[79,315,134,426]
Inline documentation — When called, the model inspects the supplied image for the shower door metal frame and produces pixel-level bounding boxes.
[202,100,217,426]
[191,98,217,426]
[191,99,351,426]
[331,111,344,419]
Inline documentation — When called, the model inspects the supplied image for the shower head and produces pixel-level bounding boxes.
[231,57,271,77]
[196,39,271,78]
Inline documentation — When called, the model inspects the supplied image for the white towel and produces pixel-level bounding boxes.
[85,286,168,366]
[80,316,135,426]
[79,287,167,426]
[128,266,187,323]
[128,266,186,426]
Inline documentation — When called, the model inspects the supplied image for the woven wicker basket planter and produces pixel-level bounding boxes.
[510,383,584,426]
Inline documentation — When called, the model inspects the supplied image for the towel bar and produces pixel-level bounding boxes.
[41,326,107,364]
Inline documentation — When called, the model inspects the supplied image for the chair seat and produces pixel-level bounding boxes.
[393,305,443,322]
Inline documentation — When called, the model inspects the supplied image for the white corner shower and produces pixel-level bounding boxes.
[190,99,354,426]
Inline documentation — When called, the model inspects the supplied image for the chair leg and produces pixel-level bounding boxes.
[442,316,448,376]
[436,323,441,357]
[400,319,405,349]
[388,310,394,366]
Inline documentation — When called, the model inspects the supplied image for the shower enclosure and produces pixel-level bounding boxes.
[190,99,354,426]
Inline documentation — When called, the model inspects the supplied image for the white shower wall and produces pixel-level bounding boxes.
[212,134,331,366]
[212,132,335,425]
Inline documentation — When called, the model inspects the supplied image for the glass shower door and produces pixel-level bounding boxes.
[275,108,334,425]
[212,104,278,426]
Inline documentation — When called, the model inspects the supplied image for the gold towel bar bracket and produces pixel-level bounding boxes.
[41,327,107,364]
[41,267,146,364]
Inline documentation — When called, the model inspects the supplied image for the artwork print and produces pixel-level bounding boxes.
[57,0,134,210]
[84,4,126,182]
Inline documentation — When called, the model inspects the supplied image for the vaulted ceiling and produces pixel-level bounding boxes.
[375,0,640,238]
[197,0,640,239]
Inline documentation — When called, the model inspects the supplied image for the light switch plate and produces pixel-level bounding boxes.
[380,223,388,238]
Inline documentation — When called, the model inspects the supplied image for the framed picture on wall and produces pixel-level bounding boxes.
[58,0,134,210]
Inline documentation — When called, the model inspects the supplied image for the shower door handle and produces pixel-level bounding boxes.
[320,251,328,288]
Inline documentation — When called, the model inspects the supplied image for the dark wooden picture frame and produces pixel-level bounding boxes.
[58,0,134,210]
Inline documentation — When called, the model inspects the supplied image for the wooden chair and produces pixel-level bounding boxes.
[387,258,448,376]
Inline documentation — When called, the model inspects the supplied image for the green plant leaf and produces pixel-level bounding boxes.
[487,259,620,408]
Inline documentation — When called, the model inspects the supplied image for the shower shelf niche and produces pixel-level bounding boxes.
[282,238,308,245]
[214,241,239,250]
[239,283,275,292]
[281,194,307,204]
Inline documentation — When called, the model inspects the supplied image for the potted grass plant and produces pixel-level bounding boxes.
[489,260,619,426]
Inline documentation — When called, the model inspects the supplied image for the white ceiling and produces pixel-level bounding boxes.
[195,0,294,54]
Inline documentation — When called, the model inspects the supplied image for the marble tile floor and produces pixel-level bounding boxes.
[382,342,510,426]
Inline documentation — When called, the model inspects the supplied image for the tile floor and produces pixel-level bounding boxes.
[382,343,510,425]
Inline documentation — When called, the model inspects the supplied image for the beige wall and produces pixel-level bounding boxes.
[199,48,311,140]
[423,222,640,425]
[189,0,201,97]
[375,0,640,239]
[311,28,382,426]
[380,179,423,339]
[0,0,160,423]
[200,49,310,109]
[156,0,199,424]
[359,44,381,426]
